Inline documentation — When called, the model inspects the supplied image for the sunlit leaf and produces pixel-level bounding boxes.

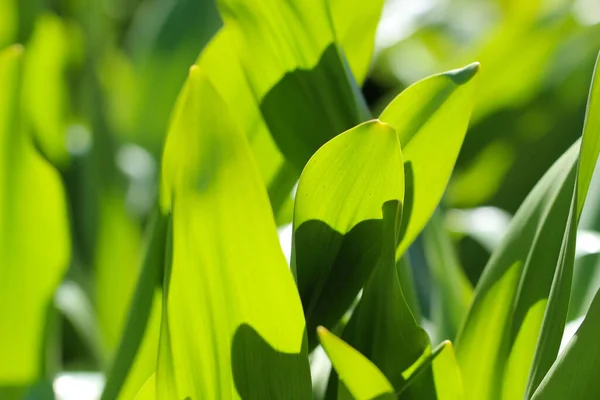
[531,287,600,399]
[328,0,385,84]
[133,374,155,400]
[292,120,404,348]
[194,0,381,216]
[318,327,395,400]
[157,67,311,398]
[378,63,479,257]
[0,44,70,385]
[576,52,600,218]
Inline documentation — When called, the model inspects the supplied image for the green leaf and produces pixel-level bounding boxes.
[22,13,70,166]
[431,342,463,400]
[317,327,395,400]
[0,0,16,47]
[338,201,433,398]
[156,67,311,399]
[328,0,385,84]
[95,193,143,354]
[455,142,579,400]
[291,120,404,348]
[0,44,70,385]
[576,52,600,219]
[194,0,383,216]
[422,210,473,342]
[378,63,480,257]
[101,210,167,400]
[455,52,600,397]
[531,287,600,399]
[133,374,155,400]
[524,50,600,398]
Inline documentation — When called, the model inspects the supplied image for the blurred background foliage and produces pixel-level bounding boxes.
[1,0,600,398]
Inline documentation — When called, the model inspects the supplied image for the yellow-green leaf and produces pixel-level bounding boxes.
[157,67,311,399]
[318,327,395,400]
[378,63,480,257]
[0,44,70,385]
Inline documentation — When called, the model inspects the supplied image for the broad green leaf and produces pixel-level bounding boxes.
[531,287,600,399]
[378,63,479,257]
[0,45,70,385]
[102,211,167,400]
[422,210,473,342]
[291,120,404,348]
[318,327,395,400]
[338,201,433,398]
[455,143,579,400]
[157,67,311,399]
[22,13,70,166]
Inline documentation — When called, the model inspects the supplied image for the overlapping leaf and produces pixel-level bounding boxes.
[455,51,600,400]
[291,120,404,348]
[192,0,383,216]
[378,63,480,257]
[337,202,433,399]
[156,67,311,399]
[0,45,70,385]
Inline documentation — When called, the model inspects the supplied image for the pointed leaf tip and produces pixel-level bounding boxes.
[445,62,480,85]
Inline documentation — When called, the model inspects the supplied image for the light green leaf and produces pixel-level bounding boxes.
[576,52,600,218]
[291,120,404,348]
[378,63,480,257]
[0,44,70,385]
[318,327,395,400]
[95,192,142,354]
[531,287,600,399]
[0,0,16,47]
[157,67,311,399]
[194,0,383,216]
[101,210,167,400]
[328,0,385,84]
[431,342,463,400]
[22,13,70,166]
[133,374,155,400]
